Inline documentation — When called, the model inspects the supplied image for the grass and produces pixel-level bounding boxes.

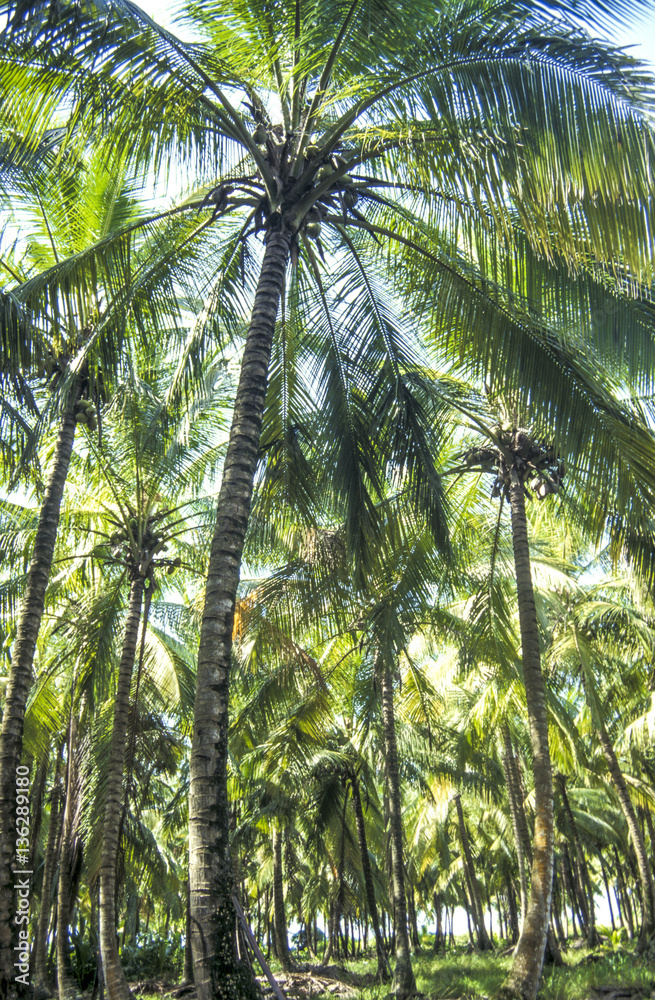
[294,938,654,1000]
[133,937,655,1000]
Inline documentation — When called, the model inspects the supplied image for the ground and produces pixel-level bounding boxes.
[123,937,655,1000]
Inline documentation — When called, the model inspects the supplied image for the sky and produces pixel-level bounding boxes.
[613,7,655,66]
[137,1,655,70]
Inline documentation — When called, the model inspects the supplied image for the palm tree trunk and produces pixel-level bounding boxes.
[501,476,554,1000]
[351,775,390,980]
[182,878,194,985]
[502,728,530,932]
[599,853,616,932]
[272,828,293,971]
[0,395,79,992]
[453,794,493,951]
[557,776,597,947]
[99,573,145,1000]
[562,844,582,936]
[379,657,417,999]
[34,761,64,991]
[614,846,635,939]
[189,229,292,1000]
[433,892,443,952]
[644,810,655,878]
[594,716,655,948]
[320,793,348,969]
[57,713,81,1000]
[407,883,422,952]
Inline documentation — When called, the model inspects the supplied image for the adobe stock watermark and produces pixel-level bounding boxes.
[14,764,32,987]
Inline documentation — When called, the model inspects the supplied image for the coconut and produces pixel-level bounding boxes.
[305,221,322,238]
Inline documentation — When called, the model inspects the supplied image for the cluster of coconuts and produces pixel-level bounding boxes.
[75,398,98,431]
[302,154,359,240]
[108,520,182,575]
[253,122,285,151]
[464,427,565,503]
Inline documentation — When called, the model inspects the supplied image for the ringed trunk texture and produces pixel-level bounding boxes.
[501,477,554,1000]
[379,658,416,999]
[351,775,390,981]
[99,574,145,1000]
[189,229,292,1000]
[182,878,194,985]
[0,399,78,996]
[502,728,530,931]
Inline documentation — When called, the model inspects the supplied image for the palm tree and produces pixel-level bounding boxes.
[73,366,230,999]
[5,3,655,997]
[0,147,150,988]
[444,323,655,980]
[555,596,655,949]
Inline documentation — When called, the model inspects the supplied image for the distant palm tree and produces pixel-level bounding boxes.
[0,148,157,987]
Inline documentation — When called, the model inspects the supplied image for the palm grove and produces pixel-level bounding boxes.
[1,1,655,1000]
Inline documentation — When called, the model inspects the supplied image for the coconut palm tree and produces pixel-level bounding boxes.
[4,3,655,997]
[551,589,655,950]
[0,147,156,988]
[441,370,655,996]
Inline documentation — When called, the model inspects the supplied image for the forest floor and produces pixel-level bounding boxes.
[130,938,655,1000]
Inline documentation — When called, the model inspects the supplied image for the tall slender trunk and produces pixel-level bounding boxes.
[351,775,390,980]
[57,713,81,1000]
[99,574,145,1000]
[644,810,655,878]
[614,846,635,939]
[502,728,530,931]
[182,878,194,986]
[407,883,422,952]
[433,892,443,953]
[562,845,582,936]
[502,478,554,1000]
[557,776,596,946]
[594,716,655,948]
[0,396,78,995]
[453,794,492,950]
[506,878,520,944]
[34,758,64,991]
[273,828,293,971]
[320,793,348,969]
[551,871,566,944]
[379,657,416,999]
[599,853,616,931]
[189,230,292,1000]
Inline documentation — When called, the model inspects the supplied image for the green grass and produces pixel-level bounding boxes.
[299,940,654,1000]
[132,939,655,1000]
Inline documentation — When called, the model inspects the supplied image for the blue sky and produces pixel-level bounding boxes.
[138,1,655,69]
[613,7,655,67]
